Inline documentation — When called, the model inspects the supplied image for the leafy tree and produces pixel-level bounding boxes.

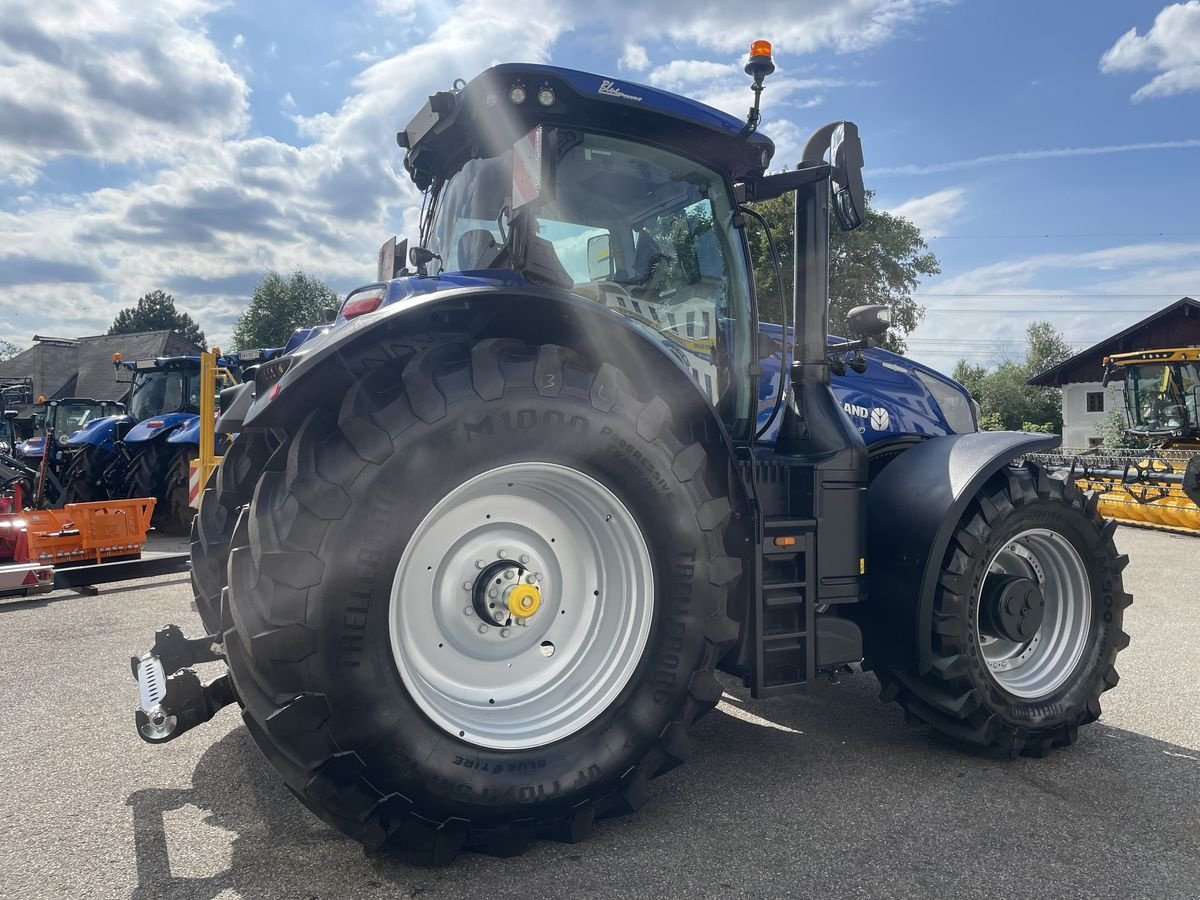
[0,340,22,362]
[1098,408,1152,449]
[951,321,1073,432]
[109,290,206,349]
[232,270,340,350]
[745,189,940,352]
[951,359,987,400]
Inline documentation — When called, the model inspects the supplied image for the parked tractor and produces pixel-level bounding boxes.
[13,397,125,507]
[64,351,274,534]
[132,45,1131,864]
[1034,347,1200,532]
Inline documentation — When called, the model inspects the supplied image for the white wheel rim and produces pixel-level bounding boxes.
[389,462,654,750]
[975,528,1093,699]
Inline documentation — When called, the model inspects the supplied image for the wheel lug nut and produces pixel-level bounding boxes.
[497,549,509,559]
[500,628,511,638]
[478,624,489,634]
[462,580,473,590]
[519,554,529,564]
[525,574,537,584]
[475,559,486,569]
[488,588,498,598]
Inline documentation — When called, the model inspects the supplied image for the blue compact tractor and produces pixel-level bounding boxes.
[132,44,1131,864]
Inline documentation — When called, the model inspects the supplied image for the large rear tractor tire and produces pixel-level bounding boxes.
[159,447,197,537]
[61,445,111,505]
[190,430,282,634]
[223,340,742,862]
[871,463,1132,756]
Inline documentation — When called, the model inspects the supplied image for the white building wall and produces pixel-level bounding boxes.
[1061,381,1124,449]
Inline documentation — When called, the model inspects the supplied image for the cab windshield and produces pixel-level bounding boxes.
[1125,362,1200,434]
[129,370,197,420]
[426,131,754,436]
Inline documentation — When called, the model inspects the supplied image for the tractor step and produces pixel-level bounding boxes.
[751,517,815,698]
[132,624,233,744]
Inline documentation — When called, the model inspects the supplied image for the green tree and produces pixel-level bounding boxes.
[232,269,340,350]
[745,189,940,352]
[951,359,987,400]
[951,321,1073,432]
[0,340,22,362]
[109,290,207,349]
[1098,408,1152,449]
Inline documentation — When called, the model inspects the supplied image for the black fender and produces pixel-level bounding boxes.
[215,381,254,433]
[241,283,755,615]
[864,430,1060,672]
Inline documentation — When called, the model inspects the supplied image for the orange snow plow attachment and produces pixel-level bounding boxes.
[18,497,157,566]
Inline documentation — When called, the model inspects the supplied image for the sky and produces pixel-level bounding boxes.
[1,0,1198,371]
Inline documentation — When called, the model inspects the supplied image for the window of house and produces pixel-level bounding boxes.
[1087,436,1104,448]
[1086,391,1105,413]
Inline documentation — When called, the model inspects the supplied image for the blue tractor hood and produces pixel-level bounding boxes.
[755,323,977,448]
[66,414,134,454]
[16,436,46,460]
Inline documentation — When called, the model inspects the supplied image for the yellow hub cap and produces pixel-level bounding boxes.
[507,583,542,618]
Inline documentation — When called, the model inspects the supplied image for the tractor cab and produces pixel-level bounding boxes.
[394,63,779,437]
[16,398,125,461]
[1107,349,1200,442]
[121,357,204,420]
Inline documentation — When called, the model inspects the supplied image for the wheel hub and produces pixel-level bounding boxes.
[469,559,542,628]
[982,574,1045,642]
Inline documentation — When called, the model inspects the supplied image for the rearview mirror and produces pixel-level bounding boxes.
[846,304,891,338]
[586,234,613,281]
[830,123,865,231]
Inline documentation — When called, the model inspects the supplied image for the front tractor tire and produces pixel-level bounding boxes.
[872,463,1132,756]
[223,340,741,862]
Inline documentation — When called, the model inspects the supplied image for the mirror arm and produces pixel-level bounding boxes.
[735,163,830,204]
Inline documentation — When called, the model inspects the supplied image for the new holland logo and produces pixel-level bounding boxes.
[870,407,891,431]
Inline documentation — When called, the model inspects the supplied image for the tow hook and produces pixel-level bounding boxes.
[131,624,235,744]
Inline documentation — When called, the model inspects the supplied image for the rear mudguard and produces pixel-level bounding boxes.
[124,413,196,445]
[239,282,754,612]
[864,431,1060,673]
[166,417,202,445]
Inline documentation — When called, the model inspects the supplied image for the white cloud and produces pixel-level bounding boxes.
[0,0,949,348]
[1100,1,1200,100]
[232,33,244,49]
[871,139,1200,176]
[885,187,966,237]
[619,42,649,71]
[0,0,249,184]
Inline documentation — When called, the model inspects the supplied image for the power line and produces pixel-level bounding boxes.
[914,292,1193,298]
[928,232,1200,240]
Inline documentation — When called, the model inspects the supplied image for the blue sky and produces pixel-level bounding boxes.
[1,0,1198,370]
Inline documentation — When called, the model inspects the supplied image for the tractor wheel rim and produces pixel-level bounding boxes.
[389,461,654,750]
[975,527,1093,700]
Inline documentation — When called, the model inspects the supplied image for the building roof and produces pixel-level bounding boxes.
[1028,297,1200,387]
[0,330,203,414]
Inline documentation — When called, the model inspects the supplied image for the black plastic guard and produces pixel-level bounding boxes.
[864,431,1060,673]
[215,381,254,433]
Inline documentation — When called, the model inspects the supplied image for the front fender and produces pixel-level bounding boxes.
[124,413,196,444]
[864,430,1060,672]
[166,417,203,445]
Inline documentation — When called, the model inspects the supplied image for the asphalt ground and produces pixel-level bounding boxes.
[0,527,1196,900]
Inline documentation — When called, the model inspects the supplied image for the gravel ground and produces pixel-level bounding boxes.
[0,527,1196,900]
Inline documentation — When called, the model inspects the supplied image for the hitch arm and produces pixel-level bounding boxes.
[131,624,235,744]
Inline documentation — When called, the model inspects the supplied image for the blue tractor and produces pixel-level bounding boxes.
[15,397,125,507]
[134,46,1130,863]
[64,351,274,533]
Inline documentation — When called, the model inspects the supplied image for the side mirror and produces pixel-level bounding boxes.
[830,123,865,231]
[846,304,891,338]
[377,236,409,281]
[586,234,614,281]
